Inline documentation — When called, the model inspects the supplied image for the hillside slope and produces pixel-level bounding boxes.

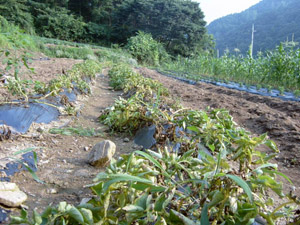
[207,0,300,54]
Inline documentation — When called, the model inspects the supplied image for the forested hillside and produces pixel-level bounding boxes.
[0,0,209,56]
[207,0,300,55]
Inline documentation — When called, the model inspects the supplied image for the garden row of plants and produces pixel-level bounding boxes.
[0,52,102,115]
[161,43,300,95]
[12,64,300,224]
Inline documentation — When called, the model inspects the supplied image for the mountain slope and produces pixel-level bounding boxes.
[207,0,300,54]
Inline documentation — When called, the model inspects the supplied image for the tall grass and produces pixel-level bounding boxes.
[163,43,300,91]
[0,16,39,51]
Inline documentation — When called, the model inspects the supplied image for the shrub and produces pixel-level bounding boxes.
[126,31,169,66]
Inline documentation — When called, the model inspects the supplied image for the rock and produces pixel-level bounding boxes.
[87,140,116,167]
[75,169,90,177]
[133,144,143,150]
[46,188,57,194]
[123,137,130,142]
[0,182,27,207]
[37,127,44,133]
[0,182,18,191]
[84,146,89,151]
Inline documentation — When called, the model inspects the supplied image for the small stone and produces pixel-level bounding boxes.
[290,186,296,193]
[123,138,130,143]
[62,159,67,164]
[84,146,89,151]
[47,188,57,194]
[75,169,90,177]
[0,190,27,207]
[0,182,18,191]
[87,140,116,168]
[133,144,143,150]
[37,127,44,133]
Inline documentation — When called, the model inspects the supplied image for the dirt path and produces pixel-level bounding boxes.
[1,68,137,222]
[138,67,300,195]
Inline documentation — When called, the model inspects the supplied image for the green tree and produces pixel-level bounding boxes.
[32,5,86,41]
[0,0,34,33]
[111,0,207,56]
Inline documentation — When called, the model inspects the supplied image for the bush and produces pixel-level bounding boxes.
[126,31,169,66]
[34,7,86,42]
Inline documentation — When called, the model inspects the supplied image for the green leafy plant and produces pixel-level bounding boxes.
[126,31,169,66]
[108,64,168,97]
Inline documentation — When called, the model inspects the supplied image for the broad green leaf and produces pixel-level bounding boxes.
[254,175,284,196]
[200,204,209,225]
[132,183,166,192]
[187,126,199,133]
[162,188,175,210]
[123,205,144,212]
[126,152,134,172]
[170,209,197,225]
[207,191,225,208]
[8,216,28,224]
[147,149,163,159]
[41,206,53,218]
[102,174,152,192]
[154,193,167,211]
[94,172,108,181]
[33,210,42,224]
[254,163,277,171]
[58,202,67,213]
[80,208,94,225]
[264,139,279,152]
[67,207,84,224]
[21,208,28,219]
[103,192,110,217]
[135,151,170,178]
[135,193,148,210]
[263,169,293,184]
[226,174,253,203]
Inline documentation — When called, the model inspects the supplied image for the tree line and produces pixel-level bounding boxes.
[0,0,212,56]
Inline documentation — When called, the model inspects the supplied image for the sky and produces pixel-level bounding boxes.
[196,0,261,24]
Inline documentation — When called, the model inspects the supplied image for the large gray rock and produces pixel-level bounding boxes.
[87,140,116,168]
[0,182,27,207]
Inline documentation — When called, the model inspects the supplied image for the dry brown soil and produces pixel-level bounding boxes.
[0,61,299,223]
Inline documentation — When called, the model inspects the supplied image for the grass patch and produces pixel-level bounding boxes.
[49,126,102,137]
